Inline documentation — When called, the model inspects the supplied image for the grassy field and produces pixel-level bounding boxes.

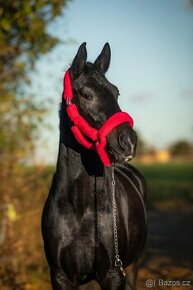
[134,162,193,210]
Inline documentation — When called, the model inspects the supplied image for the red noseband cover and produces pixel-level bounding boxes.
[63,70,134,166]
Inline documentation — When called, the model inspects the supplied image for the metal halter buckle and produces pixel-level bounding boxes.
[66,98,72,105]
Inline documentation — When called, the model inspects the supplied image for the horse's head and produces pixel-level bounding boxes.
[68,42,137,163]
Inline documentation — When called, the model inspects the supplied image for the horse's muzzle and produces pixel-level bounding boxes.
[125,154,135,162]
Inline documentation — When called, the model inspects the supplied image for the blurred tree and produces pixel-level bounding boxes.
[0,0,69,165]
[136,131,149,156]
[0,1,69,287]
[0,0,70,193]
[189,0,193,8]
[169,140,193,157]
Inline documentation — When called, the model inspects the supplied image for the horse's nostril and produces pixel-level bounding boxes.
[119,132,129,150]
[118,130,136,159]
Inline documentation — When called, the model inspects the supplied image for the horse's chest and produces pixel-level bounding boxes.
[55,181,113,249]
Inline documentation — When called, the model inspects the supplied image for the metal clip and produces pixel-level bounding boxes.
[115,258,123,267]
[66,98,72,105]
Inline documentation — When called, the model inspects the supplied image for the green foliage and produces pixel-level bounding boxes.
[0,0,69,167]
[0,0,70,160]
[0,0,67,69]
[169,140,193,157]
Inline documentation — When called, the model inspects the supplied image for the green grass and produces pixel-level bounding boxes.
[134,162,193,210]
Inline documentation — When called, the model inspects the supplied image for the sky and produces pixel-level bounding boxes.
[32,0,193,164]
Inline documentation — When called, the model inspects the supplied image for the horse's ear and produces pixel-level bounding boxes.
[71,42,87,78]
[94,43,111,73]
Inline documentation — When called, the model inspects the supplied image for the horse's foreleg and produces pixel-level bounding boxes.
[98,267,138,290]
[98,269,125,290]
[50,268,78,290]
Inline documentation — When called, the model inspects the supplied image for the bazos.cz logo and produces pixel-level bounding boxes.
[145,279,191,288]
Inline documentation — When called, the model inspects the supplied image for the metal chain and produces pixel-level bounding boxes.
[111,166,136,290]
[94,176,99,248]
[111,165,128,278]
[111,165,123,267]
[95,167,134,288]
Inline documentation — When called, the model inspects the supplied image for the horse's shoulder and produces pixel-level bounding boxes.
[115,163,147,201]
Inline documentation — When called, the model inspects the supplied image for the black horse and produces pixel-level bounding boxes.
[42,43,147,290]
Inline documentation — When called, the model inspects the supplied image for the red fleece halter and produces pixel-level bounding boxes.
[63,70,134,166]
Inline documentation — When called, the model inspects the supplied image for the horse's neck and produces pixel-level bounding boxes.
[54,104,104,210]
[55,141,104,213]
[57,102,104,179]
[56,141,104,182]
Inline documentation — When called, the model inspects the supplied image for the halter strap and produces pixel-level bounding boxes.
[63,70,134,166]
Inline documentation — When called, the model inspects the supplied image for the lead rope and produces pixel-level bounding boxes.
[111,165,135,290]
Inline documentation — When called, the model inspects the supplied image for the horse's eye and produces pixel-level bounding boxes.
[80,88,93,100]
